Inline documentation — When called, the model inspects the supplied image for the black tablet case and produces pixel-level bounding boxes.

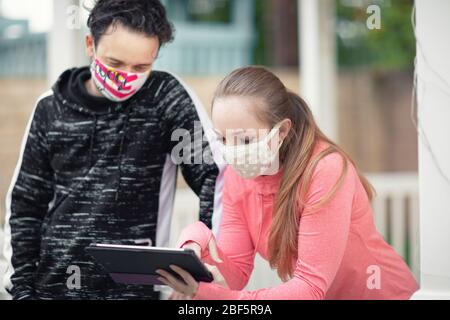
[86,245,214,286]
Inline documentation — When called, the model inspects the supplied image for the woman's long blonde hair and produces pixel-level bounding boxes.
[213,66,375,281]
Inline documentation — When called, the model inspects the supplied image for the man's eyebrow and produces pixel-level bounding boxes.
[104,56,154,66]
[134,62,153,67]
[105,57,123,63]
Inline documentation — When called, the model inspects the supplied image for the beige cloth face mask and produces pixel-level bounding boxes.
[221,123,283,179]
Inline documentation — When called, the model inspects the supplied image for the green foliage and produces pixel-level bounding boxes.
[253,0,269,65]
[185,0,232,23]
[337,0,415,70]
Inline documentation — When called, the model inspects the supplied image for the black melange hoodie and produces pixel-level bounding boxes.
[3,67,225,300]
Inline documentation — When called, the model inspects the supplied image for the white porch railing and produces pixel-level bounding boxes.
[367,173,419,281]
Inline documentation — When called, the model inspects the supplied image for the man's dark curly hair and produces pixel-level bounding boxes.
[87,0,174,47]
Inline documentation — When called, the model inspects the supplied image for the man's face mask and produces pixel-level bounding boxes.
[221,123,284,179]
[90,56,150,102]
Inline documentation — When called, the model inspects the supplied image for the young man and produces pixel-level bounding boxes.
[3,0,224,300]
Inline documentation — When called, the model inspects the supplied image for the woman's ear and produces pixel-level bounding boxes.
[279,119,292,141]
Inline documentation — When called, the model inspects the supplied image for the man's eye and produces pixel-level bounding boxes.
[134,65,152,73]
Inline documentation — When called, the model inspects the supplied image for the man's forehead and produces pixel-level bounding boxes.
[95,26,159,64]
[104,54,155,65]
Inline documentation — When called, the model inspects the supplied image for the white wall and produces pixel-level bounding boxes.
[412,0,450,300]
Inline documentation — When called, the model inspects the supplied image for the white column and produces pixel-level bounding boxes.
[298,0,338,141]
[47,0,86,85]
[411,0,450,300]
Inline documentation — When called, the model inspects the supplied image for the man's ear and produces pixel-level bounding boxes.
[85,34,95,59]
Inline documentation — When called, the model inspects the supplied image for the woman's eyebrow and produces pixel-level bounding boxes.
[225,129,246,135]
[214,129,257,138]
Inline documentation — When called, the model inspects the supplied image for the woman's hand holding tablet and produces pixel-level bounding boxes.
[160,232,227,299]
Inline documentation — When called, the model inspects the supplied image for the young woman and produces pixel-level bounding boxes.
[156,66,419,300]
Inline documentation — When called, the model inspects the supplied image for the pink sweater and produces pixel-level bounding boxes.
[177,142,419,300]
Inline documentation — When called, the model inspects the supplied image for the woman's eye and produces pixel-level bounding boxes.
[242,137,254,145]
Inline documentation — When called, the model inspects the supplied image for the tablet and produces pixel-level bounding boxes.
[86,244,214,286]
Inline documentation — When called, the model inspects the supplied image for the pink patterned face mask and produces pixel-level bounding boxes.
[90,57,150,102]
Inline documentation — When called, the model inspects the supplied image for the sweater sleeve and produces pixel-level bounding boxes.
[3,96,54,300]
[193,153,356,300]
[161,73,225,232]
[177,167,255,290]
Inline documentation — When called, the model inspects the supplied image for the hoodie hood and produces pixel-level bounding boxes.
[52,67,135,200]
[52,67,125,115]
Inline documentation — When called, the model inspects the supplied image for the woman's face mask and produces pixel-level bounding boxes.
[221,123,283,179]
[90,57,150,102]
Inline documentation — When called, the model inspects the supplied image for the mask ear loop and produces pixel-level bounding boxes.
[92,44,98,63]
[261,123,285,173]
[264,122,283,140]
[264,123,284,151]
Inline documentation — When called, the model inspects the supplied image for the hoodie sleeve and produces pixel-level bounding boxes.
[160,73,225,234]
[3,94,54,300]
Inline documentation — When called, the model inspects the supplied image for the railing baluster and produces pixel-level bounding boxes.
[373,195,387,239]
[391,194,406,259]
